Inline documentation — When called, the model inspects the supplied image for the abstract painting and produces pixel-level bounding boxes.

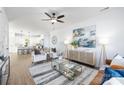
[73,25,96,48]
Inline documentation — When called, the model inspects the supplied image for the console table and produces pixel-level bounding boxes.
[65,49,96,66]
[18,47,32,55]
[0,56,10,85]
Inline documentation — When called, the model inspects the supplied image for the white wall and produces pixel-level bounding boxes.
[0,7,9,56]
[50,29,71,52]
[9,21,50,53]
[50,8,124,67]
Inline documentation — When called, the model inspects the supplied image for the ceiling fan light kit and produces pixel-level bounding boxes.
[51,19,57,23]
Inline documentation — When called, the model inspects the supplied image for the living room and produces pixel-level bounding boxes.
[1,7,124,85]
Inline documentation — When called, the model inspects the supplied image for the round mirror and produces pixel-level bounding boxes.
[52,36,57,45]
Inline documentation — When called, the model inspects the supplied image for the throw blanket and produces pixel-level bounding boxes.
[102,67,124,84]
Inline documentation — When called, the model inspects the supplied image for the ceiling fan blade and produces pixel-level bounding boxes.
[45,12,51,18]
[42,19,51,21]
[57,20,64,23]
[57,15,64,19]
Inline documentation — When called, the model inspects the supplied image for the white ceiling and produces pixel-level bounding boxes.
[5,7,112,32]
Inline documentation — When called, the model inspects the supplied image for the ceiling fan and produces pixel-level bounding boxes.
[42,12,65,24]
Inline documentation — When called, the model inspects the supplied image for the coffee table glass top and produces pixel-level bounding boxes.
[51,59,82,80]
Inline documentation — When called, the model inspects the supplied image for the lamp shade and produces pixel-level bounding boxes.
[64,40,69,45]
[64,40,70,45]
[99,38,109,45]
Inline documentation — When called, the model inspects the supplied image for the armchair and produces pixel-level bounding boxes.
[32,51,47,63]
[51,52,58,59]
[50,48,58,59]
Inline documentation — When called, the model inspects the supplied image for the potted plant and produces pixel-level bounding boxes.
[70,40,78,48]
[24,38,29,47]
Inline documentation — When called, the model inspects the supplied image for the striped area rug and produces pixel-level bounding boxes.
[29,62,98,85]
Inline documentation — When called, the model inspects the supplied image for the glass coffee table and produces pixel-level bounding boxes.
[51,59,82,80]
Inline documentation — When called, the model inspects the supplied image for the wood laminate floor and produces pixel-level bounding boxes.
[7,53,35,85]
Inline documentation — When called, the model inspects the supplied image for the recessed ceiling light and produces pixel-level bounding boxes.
[100,7,109,12]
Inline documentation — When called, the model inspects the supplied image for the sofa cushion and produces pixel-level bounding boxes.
[34,49,41,55]
[103,77,124,85]
[51,48,56,53]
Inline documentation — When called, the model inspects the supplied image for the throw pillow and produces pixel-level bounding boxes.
[34,49,41,55]
[102,67,123,84]
[105,67,122,77]
[110,54,124,68]
[0,55,4,61]
[51,48,56,53]
[115,69,124,77]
